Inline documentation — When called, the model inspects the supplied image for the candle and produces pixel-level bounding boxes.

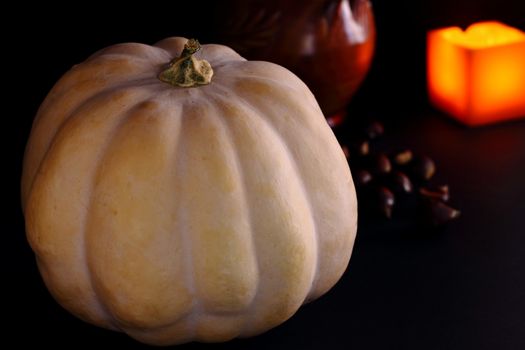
[427,21,525,126]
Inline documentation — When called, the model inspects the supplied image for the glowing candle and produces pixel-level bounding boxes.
[427,21,525,126]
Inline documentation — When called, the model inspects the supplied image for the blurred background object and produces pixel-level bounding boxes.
[214,0,376,117]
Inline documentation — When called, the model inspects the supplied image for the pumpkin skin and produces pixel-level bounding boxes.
[21,37,357,345]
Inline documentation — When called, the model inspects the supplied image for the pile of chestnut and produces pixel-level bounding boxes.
[331,118,461,226]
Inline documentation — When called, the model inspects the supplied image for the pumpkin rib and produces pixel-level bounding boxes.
[171,102,200,340]
[117,100,201,345]
[209,85,316,337]
[206,93,260,339]
[260,118,322,302]
[225,85,319,291]
[233,87,323,298]
[24,84,161,250]
[22,77,161,210]
[81,90,166,331]
[81,108,141,331]
[207,84,296,337]
[207,93,266,338]
[225,78,355,301]
[84,93,190,331]
[251,101,322,302]
[124,98,245,344]
[177,97,258,341]
[25,87,159,330]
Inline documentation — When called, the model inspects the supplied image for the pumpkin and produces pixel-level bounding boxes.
[21,37,357,345]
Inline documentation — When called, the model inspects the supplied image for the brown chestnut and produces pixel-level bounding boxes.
[393,149,413,165]
[377,187,395,219]
[393,171,413,193]
[365,121,384,139]
[412,155,436,181]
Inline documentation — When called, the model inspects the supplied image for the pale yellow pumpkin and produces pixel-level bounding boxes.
[21,37,357,345]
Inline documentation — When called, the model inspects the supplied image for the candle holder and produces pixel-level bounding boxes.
[427,21,525,126]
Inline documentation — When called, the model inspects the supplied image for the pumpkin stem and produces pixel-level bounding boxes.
[158,39,213,87]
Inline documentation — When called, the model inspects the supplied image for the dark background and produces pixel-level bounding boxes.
[6,1,525,349]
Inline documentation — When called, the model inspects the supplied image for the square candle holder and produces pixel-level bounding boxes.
[427,21,525,126]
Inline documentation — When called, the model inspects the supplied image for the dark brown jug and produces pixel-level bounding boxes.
[215,0,376,117]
